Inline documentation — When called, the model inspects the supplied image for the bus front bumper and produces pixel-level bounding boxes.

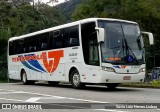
[99,71,145,83]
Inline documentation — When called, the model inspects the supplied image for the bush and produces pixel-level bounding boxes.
[151,80,160,87]
[0,68,7,80]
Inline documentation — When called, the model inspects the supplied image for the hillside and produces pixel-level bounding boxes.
[57,0,84,22]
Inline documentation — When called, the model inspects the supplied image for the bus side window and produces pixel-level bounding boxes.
[28,37,37,52]
[54,30,63,49]
[41,43,47,50]
[49,36,56,50]
[39,32,49,51]
[69,26,79,46]
[23,38,29,53]
[9,41,14,55]
[14,40,19,54]
[18,39,24,54]
[63,26,79,47]
[29,46,36,52]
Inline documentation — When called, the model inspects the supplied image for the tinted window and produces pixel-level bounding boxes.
[14,40,19,54]
[18,39,24,53]
[9,41,14,55]
[49,25,79,50]
[9,26,79,55]
[63,26,79,47]
[38,32,50,51]
[54,30,63,48]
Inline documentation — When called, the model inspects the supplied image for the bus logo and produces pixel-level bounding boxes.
[43,50,64,73]
[12,50,64,73]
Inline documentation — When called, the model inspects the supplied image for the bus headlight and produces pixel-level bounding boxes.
[102,67,115,72]
[139,68,145,72]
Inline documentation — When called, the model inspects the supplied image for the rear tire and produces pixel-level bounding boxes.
[70,69,85,89]
[105,83,120,89]
[21,70,29,85]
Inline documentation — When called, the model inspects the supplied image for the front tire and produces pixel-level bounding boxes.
[70,69,85,89]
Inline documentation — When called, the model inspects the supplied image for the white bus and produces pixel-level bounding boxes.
[8,18,154,89]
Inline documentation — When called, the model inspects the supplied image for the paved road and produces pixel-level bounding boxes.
[0,82,159,112]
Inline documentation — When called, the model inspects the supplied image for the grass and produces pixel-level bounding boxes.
[120,80,160,88]
[150,80,160,87]
[0,79,20,83]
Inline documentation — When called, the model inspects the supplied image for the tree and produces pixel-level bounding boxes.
[58,0,84,22]
[38,3,65,27]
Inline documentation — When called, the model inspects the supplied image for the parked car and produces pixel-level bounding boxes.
[150,67,160,80]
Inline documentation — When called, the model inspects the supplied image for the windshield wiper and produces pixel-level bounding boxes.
[120,23,139,65]
[124,38,139,64]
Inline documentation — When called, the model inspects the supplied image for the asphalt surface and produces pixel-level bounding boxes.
[0,82,160,112]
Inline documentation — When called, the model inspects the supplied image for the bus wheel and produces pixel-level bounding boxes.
[21,71,29,85]
[105,83,120,89]
[48,81,59,86]
[21,71,35,85]
[71,69,85,89]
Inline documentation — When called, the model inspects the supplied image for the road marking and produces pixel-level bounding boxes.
[0,91,27,94]
[0,89,108,103]
[25,97,41,102]
[23,92,109,103]
[0,97,26,102]
[0,89,16,92]
[0,97,127,112]
[0,97,42,103]
[0,88,128,112]
[26,96,64,102]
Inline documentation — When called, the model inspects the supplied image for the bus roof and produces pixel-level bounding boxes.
[9,18,137,41]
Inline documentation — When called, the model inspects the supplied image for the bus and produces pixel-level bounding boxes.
[8,18,154,89]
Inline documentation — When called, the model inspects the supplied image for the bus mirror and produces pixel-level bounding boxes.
[142,32,154,45]
[95,27,105,43]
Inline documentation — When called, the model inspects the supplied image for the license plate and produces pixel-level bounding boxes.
[123,76,131,80]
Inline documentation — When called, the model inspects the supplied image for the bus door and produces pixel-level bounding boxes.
[81,22,101,82]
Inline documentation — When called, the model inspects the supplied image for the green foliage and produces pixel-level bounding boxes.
[57,0,84,22]
[0,1,66,36]
[151,80,160,87]
[0,28,10,81]
[39,4,65,27]
[121,81,160,88]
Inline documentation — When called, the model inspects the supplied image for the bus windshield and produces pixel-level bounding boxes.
[98,20,145,65]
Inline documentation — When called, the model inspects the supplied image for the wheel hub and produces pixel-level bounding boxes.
[73,73,80,86]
